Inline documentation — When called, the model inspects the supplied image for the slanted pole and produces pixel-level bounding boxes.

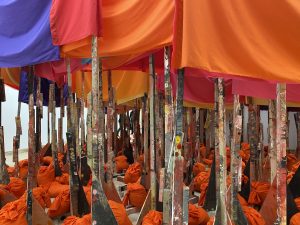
[149,54,157,209]
[163,46,173,225]
[172,69,185,225]
[89,36,118,225]
[275,83,287,224]
[269,100,276,183]
[214,78,227,225]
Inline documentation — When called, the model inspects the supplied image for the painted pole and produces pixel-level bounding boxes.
[268,100,276,183]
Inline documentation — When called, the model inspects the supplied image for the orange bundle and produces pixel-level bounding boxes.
[206,216,214,225]
[290,213,300,225]
[294,197,300,211]
[63,213,91,225]
[48,189,70,218]
[142,210,162,225]
[287,153,298,171]
[242,206,266,225]
[20,187,51,209]
[202,158,212,166]
[198,183,208,206]
[239,150,250,162]
[241,143,250,151]
[188,204,210,225]
[248,182,270,206]
[19,159,28,179]
[193,172,209,192]
[115,155,129,173]
[108,200,132,225]
[48,181,69,198]
[123,183,147,208]
[56,173,69,185]
[242,174,249,185]
[37,164,55,187]
[42,156,53,166]
[238,194,248,206]
[124,162,142,184]
[1,177,26,198]
[193,162,206,176]
[0,198,27,225]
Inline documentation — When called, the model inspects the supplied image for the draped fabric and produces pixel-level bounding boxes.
[172,0,300,83]
[50,0,102,45]
[18,71,68,106]
[60,0,174,62]
[232,79,300,102]
[0,68,20,89]
[0,0,59,67]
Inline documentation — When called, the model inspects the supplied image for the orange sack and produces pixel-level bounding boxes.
[48,189,70,218]
[63,213,91,225]
[48,181,69,198]
[115,155,129,173]
[238,194,248,206]
[198,183,208,206]
[193,162,206,176]
[20,187,51,209]
[202,158,212,167]
[37,164,55,187]
[42,156,53,166]
[19,159,28,179]
[7,167,15,177]
[193,172,209,192]
[294,197,300,211]
[0,198,27,225]
[124,162,142,184]
[206,216,214,225]
[123,183,147,208]
[108,200,132,225]
[290,213,300,225]
[242,206,266,225]
[188,204,210,225]
[56,173,69,185]
[142,210,162,225]
[83,186,91,207]
[248,182,270,206]
[3,177,26,198]
[199,146,207,158]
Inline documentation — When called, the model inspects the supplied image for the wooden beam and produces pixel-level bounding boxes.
[275,83,287,224]
[268,100,276,183]
[163,46,173,225]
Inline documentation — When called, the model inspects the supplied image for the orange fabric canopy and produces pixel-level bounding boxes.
[0,68,20,89]
[173,0,300,83]
[61,0,174,68]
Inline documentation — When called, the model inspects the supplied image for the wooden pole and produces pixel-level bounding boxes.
[90,36,118,224]
[215,78,227,225]
[13,101,22,177]
[142,95,150,189]
[107,70,115,181]
[149,54,157,209]
[195,108,201,162]
[275,83,287,224]
[80,72,85,149]
[58,87,64,153]
[35,77,42,164]
[172,69,184,225]
[163,46,173,225]
[199,109,204,145]
[268,100,276,183]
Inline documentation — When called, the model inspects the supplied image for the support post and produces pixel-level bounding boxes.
[172,69,184,225]
[275,83,287,225]
[163,46,173,225]
[13,101,22,177]
[269,100,276,183]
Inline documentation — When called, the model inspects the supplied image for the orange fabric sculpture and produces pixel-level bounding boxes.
[7,167,15,177]
[48,181,69,198]
[63,214,91,225]
[0,198,27,225]
[123,183,147,208]
[142,210,163,225]
[199,146,207,158]
[48,189,70,218]
[83,186,91,207]
[188,204,210,225]
[37,164,55,187]
[193,162,206,176]
[56,173,70,185]
[242,206,266,225]
[115,155,129,173]
[124,162,142,184]
[248,182,270,206]
[19,159,28,179]
[193,172,209,192]
[5,177,26,198]
[42,156,53,166]
[290,213,300,225]
[198,183,208,206]
[108,200,132,225]
[202,159,212,167]
[20,187,51,209]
